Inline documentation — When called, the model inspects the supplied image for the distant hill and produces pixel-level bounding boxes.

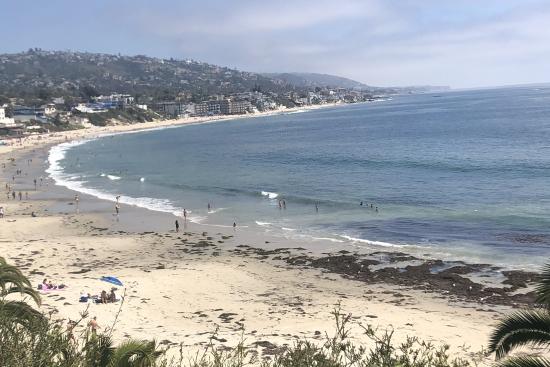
[0,49,449,106]
[264,72,369,89]
[0,50,299,105]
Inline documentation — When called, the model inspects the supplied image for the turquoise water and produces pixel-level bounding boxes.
[49,85,550,268]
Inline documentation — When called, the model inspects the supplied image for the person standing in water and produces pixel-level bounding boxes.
[282,200,286,209]
[233,222,236,229]
[315,203,318,212]
[115,204,120,215]
[175,220,179,232]
[207,203,211,212]
[183,209,187,220]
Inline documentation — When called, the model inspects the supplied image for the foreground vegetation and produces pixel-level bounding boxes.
[2,254,547,366]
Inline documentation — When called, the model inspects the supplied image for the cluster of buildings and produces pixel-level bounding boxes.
[0,86,378,136]
[154,98,252,117]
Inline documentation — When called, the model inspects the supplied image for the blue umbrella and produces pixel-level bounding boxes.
[100,276,123,287]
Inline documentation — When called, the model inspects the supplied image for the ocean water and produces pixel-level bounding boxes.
[48,85,550,269]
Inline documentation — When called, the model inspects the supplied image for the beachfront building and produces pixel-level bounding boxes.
[74,103,108,113]
[0,107,15,127]
[12,106,50,123]
[42,103,57,116]
[153,101,188,117]
[93,94,134,107]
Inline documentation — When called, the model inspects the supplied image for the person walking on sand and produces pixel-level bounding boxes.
[33,178,37,190]
[115,203,120,215]
[18,191,22,200]
[175,220,179,232]
[233,222,236,229]
[88,316,99,335]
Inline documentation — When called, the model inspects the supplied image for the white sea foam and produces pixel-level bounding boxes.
[261,191,278,199]
[106,174,121,181]
[208,207,226,214]
[47,140,187,219]
[281,227,296,231]
[255,221,272,227]
[339,235,405,248]
[140,177,146,182]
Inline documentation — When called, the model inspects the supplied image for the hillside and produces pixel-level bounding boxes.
[264,72,369,89]
[0,49,299,105]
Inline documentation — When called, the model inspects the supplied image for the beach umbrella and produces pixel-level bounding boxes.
[100,276,123,287]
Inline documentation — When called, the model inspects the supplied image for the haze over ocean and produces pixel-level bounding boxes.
[51,85,550,269]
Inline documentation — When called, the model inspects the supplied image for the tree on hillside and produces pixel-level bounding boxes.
[489,263,550,367]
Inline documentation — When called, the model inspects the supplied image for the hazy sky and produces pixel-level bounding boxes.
[2,0,550,88]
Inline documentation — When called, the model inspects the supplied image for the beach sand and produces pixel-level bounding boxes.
[0,113,512,364]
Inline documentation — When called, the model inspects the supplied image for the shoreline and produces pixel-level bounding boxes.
[0,101,349,156]
[0,102,533,364]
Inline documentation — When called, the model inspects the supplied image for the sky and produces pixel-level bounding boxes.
[2,0,550,88]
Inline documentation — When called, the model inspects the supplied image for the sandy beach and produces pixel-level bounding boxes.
[0,110,529,364]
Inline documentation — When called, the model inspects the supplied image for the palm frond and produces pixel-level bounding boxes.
[0,300,46,328]
[0,258,41,305]
[109,339,163,367]
[496,356,550,367]
[535,263,550,307]
[489,310,550,359]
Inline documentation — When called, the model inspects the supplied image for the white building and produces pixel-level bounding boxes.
[0,107,16,127]
[42,103,57,116]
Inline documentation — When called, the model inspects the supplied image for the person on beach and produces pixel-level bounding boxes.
[115,204,120,215]
[375,206,379,212]
[360,201,363,206]
[18,191,22,200]
[12,191,15,199]
[175,220,179,232]
[116,195,120,203]
[207,203,211,212]
[100,290,108,304]
[278,200,282,209]
[109,288,117,303]
[33,178,37,189]
[183,209,187,220]
[0,207,4,218]
[66,320,76,343]
[315,203,319,212]
[88,317,99,335]
[233,222,236,229]
[283,200,286,209]
[25,192,28,200]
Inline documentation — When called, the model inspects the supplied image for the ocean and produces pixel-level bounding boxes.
[48,85,550,269]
